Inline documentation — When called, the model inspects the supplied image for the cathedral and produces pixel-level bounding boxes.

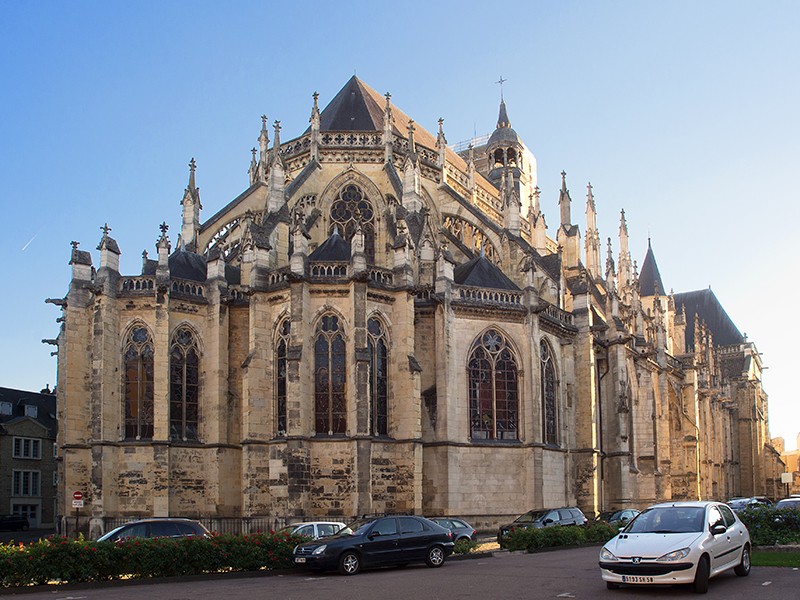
[50,76,784,534]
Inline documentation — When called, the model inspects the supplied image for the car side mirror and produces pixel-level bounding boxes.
[710,524,727,535]
[543,518,553,524]
[368,531,381,539]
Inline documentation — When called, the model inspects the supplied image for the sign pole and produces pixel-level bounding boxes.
[72,491,84,538]
[75,506,79,539]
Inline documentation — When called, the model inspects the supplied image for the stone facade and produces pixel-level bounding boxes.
[49,76,783,535]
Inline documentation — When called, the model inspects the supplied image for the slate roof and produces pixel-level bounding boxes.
[453,254,520,290]
[639,239,666,296]
[674,288,744,351]
[308,229,350,262]
[0,386,57,438]
[488,99,523,147]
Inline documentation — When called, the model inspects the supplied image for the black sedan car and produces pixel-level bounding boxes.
[293,515,455,575]
[0,515,30,531]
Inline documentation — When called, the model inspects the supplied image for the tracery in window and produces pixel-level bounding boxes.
[541,339,558,445]
[329,184,375,263]
[468,329,518,440]
[124,325,154,440]
[275,318,290,436]
[367,317,388,436]
[169,326,200,441]
[314,314,346,435]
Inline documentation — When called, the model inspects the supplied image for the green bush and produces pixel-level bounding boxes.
[738,507,800,546]
[453,538,478,554]
[0,531,306,588]
[500,522,618,553]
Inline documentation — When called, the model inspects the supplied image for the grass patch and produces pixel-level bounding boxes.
[751,551,800,568]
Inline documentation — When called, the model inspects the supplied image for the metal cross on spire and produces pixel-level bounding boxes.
[496,75,507,100]
[100,223,112,236]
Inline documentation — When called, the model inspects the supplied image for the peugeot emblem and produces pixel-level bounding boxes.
[632,557,642,564]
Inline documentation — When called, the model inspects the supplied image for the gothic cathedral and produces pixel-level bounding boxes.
[50,76,783,533]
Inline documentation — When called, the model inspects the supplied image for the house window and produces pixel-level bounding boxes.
[0,401,12,415]
[12,437,41,459]
[468,329,518,440]
[367,317,388,436]
[124,325,155,440]
[314,314,346,435]
[275,318,290,436]
[541,339,558,445]
[12,471,40,496]
[24,405,37,418]
[169,326,200,441]
[329,184,375,263]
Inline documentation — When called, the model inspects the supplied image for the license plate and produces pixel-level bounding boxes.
[295,557,306,563]
[622,575,653,583]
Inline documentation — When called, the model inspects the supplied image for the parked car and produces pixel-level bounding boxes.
[497,507,588,544]
[97,518,212,542]
[292,514,454,575]
[596,509,640,528]
[727,496,772,512]
[599,500,750,593]
[278,521,347,539]
[774,498,800,510]
[427,517,477,542]
[0,515,30,531]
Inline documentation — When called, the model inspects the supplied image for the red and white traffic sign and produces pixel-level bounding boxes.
[72,490,84,508]
[73,491,83,501]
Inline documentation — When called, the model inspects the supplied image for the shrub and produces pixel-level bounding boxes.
[0,531,306,588]
[453,538,478,554]
[738,507,800,546]
[500,522,618,553]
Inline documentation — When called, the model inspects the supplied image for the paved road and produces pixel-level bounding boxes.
[2,546,798,599]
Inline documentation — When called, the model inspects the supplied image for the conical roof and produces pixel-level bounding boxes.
[488,99,523,147]
[639,239,665,296]
[308,229,351,262]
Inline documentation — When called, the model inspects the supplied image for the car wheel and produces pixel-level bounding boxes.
[734,544,751,577]
[426,545,445,568]
[338,551,361,576]
[692,555,710,594]
[606,581,619,590]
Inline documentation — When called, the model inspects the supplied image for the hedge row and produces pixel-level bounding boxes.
[737,507,800,546]
[0,532,304,587]
[499,522,619,552]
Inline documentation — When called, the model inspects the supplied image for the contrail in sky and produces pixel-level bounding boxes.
[21,231,40,251]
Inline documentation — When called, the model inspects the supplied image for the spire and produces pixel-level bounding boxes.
[382,91,394,163]
[271,120,282,162]
[310,92,321,162]
[180,158,201,249]
[249,147,257,185]
[467,143,475,193]
[618,209,632,290]
[267,120,286,213]
[558,170,572,227]
[97,222,121,272]
[497,99,511,129]
[605,237,616,281]
[257,115,269,183]
[639,237,666,297]
[407,119,416,155]
[584,182,601,279]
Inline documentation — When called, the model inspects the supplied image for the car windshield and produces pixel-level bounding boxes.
[728,499,750,509]
[97,525,126,542]
[625,507,705,534]
[776,499,800,509]
[598,511,618,521]
[338,518,377,536]
[513,510,548,524]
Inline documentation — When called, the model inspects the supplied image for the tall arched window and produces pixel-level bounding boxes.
[275,318,290,436]
[124,325,154,440]
[468,329,518,440]
[169,326,200,441]
[541,339,558,445]
[314,314,346,435]
[367,317,388,436]
[329,184,375,263]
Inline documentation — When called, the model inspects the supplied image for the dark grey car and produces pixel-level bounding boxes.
[428,517,477,542]
[97,518,211,542]
[497,507,588,544]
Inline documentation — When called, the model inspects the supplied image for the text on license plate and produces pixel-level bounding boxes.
[622,575,653,583]
[295,557,306,563]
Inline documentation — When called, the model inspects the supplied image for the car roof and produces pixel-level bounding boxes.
[286,521,346,526]
[648,501,718,509]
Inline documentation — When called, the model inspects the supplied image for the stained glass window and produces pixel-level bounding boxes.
[124,325,154,440]
[329,184,375,263]
[367,318,388,436]
[275,318,290,436]
[314,314,346,435]
[541,340,558,445]
[468,329,518,440]
[169,326,200,441]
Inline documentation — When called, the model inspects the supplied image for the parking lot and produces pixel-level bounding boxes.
[2,545,798,599]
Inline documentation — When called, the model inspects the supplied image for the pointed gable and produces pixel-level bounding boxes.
[308,229,351,262]
[639,239,665,296]
[453,254,520,290]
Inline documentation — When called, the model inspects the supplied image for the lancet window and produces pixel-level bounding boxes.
[367,317,388,436]
[468,329,518,440]
[314,314,346,435]
[541,339,558,445]
[275,318,290,436]
[329,184,375,263]
[123,325,154,440]
[169,326,200,441]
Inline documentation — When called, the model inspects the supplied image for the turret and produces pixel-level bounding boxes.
[618,209,632,291]
[257,115,269,183]
[97,223,120,273]
[156,222,171,288]
[180,158,202,250]
[556,172,580,268]
[584,182,601,278]
[267,120,285,213]
[309,92,321,163]
[559,171,571,227]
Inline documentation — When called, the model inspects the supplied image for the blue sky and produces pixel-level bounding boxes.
[1,1,798,449]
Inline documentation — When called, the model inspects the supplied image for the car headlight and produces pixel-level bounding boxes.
[657,547,691,562]
[312,545,327,555]
[600,547,618,561]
